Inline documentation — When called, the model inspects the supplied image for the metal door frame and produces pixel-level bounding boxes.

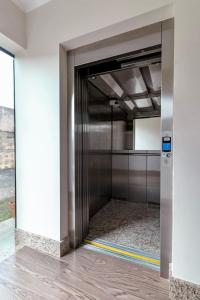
[65,20,174,278]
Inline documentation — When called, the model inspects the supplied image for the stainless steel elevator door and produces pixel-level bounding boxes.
[88,84,112,218]
[88,139,112,217]
[147,155,160,205]
[129,155,147,203]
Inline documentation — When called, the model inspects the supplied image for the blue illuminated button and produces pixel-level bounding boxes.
[162,143,171,151]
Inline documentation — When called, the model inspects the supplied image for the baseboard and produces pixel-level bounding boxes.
[16,229,70,258]
[170,276,200,299]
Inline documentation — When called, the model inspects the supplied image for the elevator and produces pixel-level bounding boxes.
[74,47,161,269]
[66,20,174,278]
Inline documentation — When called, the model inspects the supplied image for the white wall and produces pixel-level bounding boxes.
[0,0,26,49]
[172,0,200,285]
[15,0,174,242]
[15,53,60,240]
[135,118,160,150]
[26,0,174,54]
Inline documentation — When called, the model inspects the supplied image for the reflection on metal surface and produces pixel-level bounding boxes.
[148,63,161,91]
[114,68,147,95]
[67,51,76,248]
[116,46,162,62]
[112,152,160,205]
[88,83,112,218]
[135,98,152,108]
[129,155,147,203]
[100,74,124,97]
[124,100,135,110]
[112,120,126,150]
[147,156,160,205]
[120,56,160,69]
[112,154,129,201]
[88,76,117,99]
[142,63,161,92]
[152,96,161,106]
[75,70,89,243]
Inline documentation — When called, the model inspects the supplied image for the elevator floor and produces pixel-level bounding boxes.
[86,199,160,260]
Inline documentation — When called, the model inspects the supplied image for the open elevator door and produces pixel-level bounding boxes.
[67,20,174,278]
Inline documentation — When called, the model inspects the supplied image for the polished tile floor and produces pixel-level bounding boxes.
[87,199,160,256]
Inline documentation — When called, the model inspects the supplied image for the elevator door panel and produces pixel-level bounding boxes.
[129,155,147,203]
[88,117,112,218]
[112,154,129,200]
[147,155,160,205]
[89,152,112,217]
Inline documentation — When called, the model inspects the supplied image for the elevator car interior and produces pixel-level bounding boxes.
[76,46,162,270]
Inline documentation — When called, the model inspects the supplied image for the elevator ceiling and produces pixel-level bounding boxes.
[88,62,161,119]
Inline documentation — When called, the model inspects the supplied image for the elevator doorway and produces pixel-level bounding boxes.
[76,48,161,270]
[66,20,174,278]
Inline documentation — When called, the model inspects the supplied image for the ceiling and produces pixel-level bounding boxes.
[11,0,51,12]
[88,62,161,119]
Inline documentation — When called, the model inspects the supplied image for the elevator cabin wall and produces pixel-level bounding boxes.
[87,97,160,217]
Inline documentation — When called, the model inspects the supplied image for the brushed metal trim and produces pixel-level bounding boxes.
[59,45,68,240]
[81,76,89,237]
[73,23,161,67]
[160,18,174,278]
[67,51,77,248]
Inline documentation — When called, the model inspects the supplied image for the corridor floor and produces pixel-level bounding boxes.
[0,246,169,299]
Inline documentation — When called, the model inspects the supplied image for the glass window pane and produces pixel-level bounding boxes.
[0,49,15,262]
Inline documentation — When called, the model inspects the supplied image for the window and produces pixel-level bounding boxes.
[0,48,15,261]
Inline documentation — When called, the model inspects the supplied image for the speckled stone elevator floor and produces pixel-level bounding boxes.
[87,199,160,256]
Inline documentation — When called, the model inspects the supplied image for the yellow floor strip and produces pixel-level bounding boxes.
[84,239,160,266]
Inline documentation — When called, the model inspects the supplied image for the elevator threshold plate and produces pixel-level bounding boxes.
[82,238,160,271]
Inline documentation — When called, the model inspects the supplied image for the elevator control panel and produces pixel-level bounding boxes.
[162,136,172,159]
[162,136,171,152]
